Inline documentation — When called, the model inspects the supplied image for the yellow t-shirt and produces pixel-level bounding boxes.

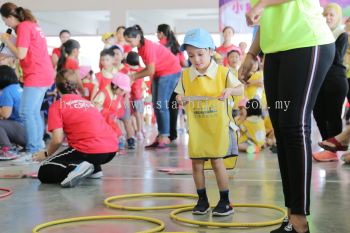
[251,0,334,53]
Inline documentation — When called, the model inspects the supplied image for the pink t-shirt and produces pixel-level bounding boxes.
[16,21,54,87]
[138,39,181,77]
[64,57,79,70]
[159,38,185,66]
[52,47,61,58]
[48,94,118,153]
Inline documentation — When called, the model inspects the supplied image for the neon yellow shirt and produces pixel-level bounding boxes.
[251,0,334,53]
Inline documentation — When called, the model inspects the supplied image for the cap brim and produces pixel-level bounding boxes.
[180,41,215,52]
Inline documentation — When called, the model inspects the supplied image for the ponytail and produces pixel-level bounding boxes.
[157,24,180,55]
[56,39,80,72]
[124,24,145,46]
[0,2,36,23]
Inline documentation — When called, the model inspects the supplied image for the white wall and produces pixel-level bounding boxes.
[5,0,218,34]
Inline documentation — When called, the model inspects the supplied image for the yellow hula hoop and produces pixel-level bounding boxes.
[32,215,165,233]
[104,193,198,210]
[170,203,287,228]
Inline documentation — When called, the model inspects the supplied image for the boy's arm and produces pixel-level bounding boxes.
[221,72,244,99]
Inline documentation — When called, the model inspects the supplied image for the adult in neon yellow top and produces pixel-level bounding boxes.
[250,0,334,54]
[175,28,244,217]
[239,1,335,232]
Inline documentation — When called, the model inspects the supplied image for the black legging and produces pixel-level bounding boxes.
[264,43,335,215]
[345,79,350,121]
[313,74,348,140]
[169,92,178,141]
[38,147,116,184]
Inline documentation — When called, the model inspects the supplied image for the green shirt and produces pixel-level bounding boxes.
[251,0,335,54]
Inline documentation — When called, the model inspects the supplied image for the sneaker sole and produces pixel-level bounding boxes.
[192,207,210,215]
[88,171,103,179]
[0,157,17,161]
[61,164,94,188]
[212,209,234,216]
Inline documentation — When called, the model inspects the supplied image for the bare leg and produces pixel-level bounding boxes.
[238,143,249,152]
[210,158,229,190]
[122,118,135,138]
[192,159,205,189]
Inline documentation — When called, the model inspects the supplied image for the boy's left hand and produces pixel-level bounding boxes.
[219,88,233,100]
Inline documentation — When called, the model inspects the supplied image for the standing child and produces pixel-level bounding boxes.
[110,44,136,148]
[126,51,145,141]
[33,70,118,187]
[79,66,94,100]
[92,49,118,98]
[56,39,84,94]
[227,48,242,77]
[227,48,244,116]
[93,72,131,148]
[175,28,244,216]
[110,45,129,74]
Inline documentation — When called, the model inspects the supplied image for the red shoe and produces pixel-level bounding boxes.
[312,150,338,162]
[318,137,348,152]
[145,141,159,149]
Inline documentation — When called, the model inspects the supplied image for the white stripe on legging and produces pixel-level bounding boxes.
[40,148,76,166]
[302,46,319,213]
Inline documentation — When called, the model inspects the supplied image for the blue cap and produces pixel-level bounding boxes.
[180,28,215,51]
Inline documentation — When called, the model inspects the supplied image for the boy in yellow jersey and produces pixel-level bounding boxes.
[175,28,244,216]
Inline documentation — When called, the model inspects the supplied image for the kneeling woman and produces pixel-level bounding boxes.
[33,69,118,188]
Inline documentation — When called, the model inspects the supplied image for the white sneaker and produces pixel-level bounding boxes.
[60,161,94,188]
[88,171,103,179]
[12,152,37,163]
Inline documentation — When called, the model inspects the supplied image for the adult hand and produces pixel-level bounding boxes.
[32,151,46,162]
[238,54,257,84]
[246,3,263,26]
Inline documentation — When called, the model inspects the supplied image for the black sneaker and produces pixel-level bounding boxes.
[192,199,210,215]
[127,138,136,149]
[270,217,289,233]
[212,200,234,216]
[281,223,310,233]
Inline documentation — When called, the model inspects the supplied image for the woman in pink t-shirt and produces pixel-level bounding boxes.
[156,24,186,144]
[33,70,118,188]
[216,26,240,66]
[0,2,54,154]
[124,25,182,148]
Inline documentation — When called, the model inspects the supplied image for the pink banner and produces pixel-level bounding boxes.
[219,0,252,33]
[219,0,350,33]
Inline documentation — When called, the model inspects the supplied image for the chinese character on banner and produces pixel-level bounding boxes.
[219,0,253,34]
